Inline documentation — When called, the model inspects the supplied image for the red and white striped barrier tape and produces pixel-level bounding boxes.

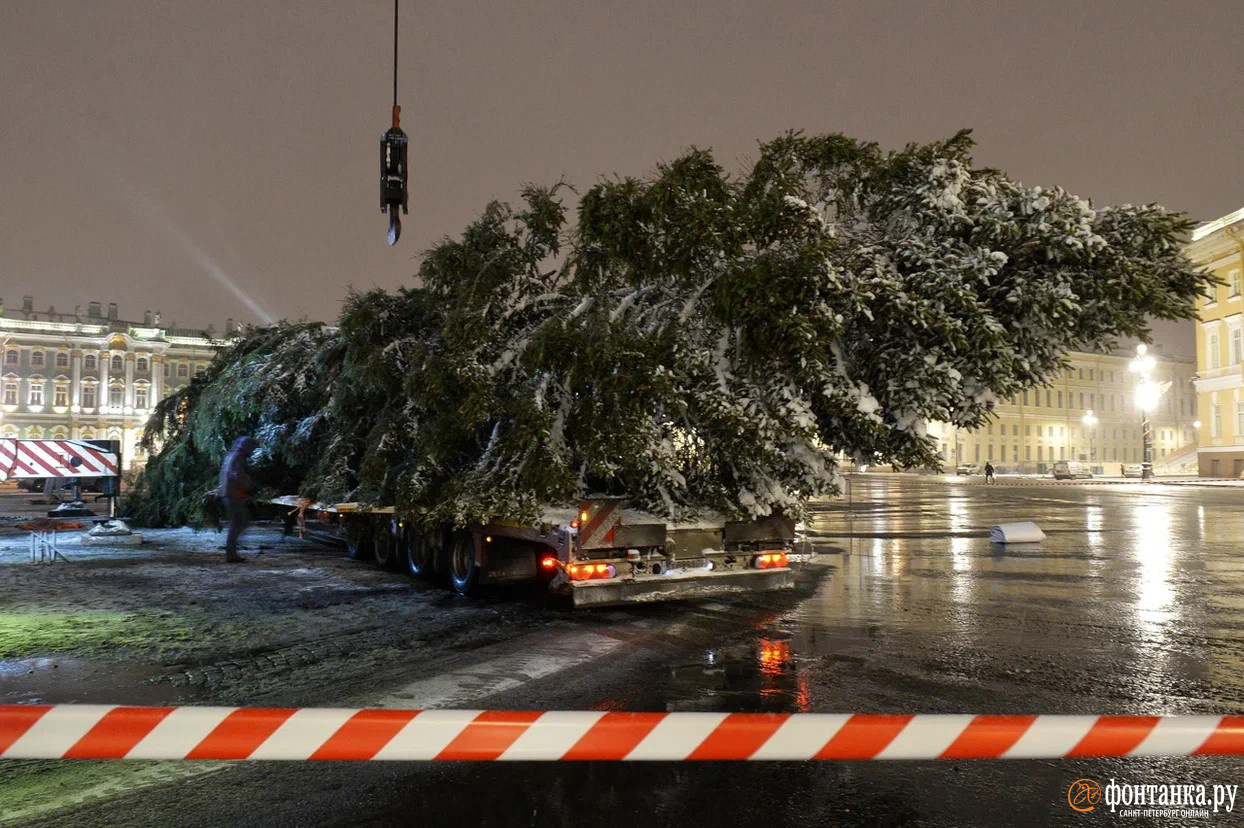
[3,706,1244,761]
[0,438,118,482]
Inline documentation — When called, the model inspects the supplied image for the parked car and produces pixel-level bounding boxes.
[954,463,980,475]
[1122,463,1144,478]
[1052,460,1092,480]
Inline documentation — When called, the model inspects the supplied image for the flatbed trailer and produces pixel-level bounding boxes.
[270,496,799,607]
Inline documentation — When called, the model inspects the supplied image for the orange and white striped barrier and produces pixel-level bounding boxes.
[4,706,1244,761]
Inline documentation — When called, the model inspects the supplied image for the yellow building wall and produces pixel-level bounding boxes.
[1189,210,1244,476]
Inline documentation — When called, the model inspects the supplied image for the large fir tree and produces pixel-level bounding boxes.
[128,131,1210,528]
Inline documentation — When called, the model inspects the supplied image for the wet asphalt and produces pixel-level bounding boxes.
[22,476,1244,827]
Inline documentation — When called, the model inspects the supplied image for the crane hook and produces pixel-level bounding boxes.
[380,0,408,245]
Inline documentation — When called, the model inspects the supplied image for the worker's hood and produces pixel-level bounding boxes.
[232,436,257,454]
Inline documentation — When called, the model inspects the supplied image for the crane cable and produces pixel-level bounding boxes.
[392,0,399,127]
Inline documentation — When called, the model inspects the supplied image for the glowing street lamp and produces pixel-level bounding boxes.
[1129,344,1169,481]
[1081,409,1098,467]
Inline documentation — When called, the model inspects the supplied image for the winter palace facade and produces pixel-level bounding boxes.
[0,295,234,471]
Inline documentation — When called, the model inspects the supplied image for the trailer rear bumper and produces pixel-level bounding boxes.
[568,567,794,608]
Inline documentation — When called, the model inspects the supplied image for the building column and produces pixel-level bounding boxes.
[125,353,135,409]
[152,354,163,404]
[71,350,82,407]
[100,351,110,411]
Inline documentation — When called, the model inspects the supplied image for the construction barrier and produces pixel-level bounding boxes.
[3,706,1244,761]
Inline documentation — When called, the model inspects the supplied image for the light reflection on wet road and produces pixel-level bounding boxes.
[38,476,1244,828]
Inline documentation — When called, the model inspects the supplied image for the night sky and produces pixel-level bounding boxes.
[3,1,1240,357]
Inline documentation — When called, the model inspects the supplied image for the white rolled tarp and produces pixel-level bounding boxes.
[990,522,1046,543]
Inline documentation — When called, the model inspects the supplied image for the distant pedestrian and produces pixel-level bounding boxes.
[984,462,995,484]
[218,436,257,562]
[1120,464,1125,477]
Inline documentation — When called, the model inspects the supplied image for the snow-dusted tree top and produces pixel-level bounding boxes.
[131,130,1208,528]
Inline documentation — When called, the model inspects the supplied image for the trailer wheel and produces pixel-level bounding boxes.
[405,530,434,578]
[343,517,373,561]
[372,518,400,570]
[448,533,479,595]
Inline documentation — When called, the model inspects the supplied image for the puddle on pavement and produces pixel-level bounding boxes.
[660,636,812,713]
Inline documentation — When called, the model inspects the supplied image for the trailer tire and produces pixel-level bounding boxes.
[448,532,479,595]
[405,530,435,578]
[344,517,372,561]
[372,518,400,570]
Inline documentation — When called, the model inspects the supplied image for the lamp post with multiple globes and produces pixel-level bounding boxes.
[1081,409,1098,471]
[1129,344,1169,481]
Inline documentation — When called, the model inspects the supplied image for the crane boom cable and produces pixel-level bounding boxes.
[392,0,398,113]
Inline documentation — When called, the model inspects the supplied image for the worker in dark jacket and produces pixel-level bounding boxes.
[218,436,257,562]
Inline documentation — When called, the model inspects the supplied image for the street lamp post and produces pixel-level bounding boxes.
[1129,344,1168,481]
[1081,409,1098,472]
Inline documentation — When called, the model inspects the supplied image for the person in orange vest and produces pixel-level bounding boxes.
[218,436,257,562]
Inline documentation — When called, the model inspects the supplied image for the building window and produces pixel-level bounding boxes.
[1045,390,1051,407]
[1236,404,1244,436]
[1079,392,1085,409]
[29,383,44,407]
[1036,425,1042,436]
[53,386,68,407]
[1089,369,1094,381]
[1206,283,1218,304]
[194,365,206,379]
[110,354,124,373]
[1012,424,1019,436]
[3,350,16,366]
[1210,332,1221,369]
[137,357,149,372]
[109,385,124,409]
[163,362,170,378]
[135,387,149,409]
[1022,391,1029,406]
[1057,391,1063,408]
[2,382,16,406]
[1013,445,1019,461]
[82,385,96,409]
[177,363,188,379]
[84,353,97,370]
[1231,269,1242,298]
[55,351,69,368]
[1233,330,1243,365]
[31,351,45,369]
[1090,393,1095,409]
[1025,425,1031,436]
[1213,404,1222,438]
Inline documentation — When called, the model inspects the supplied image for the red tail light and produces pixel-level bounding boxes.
[540,556,559,570]
[569,520,580,530]
[752,552,789,569]
[568,562,616,581]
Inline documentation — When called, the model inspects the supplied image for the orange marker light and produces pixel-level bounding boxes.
[541,557,557,570]
[580,510,590,523]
